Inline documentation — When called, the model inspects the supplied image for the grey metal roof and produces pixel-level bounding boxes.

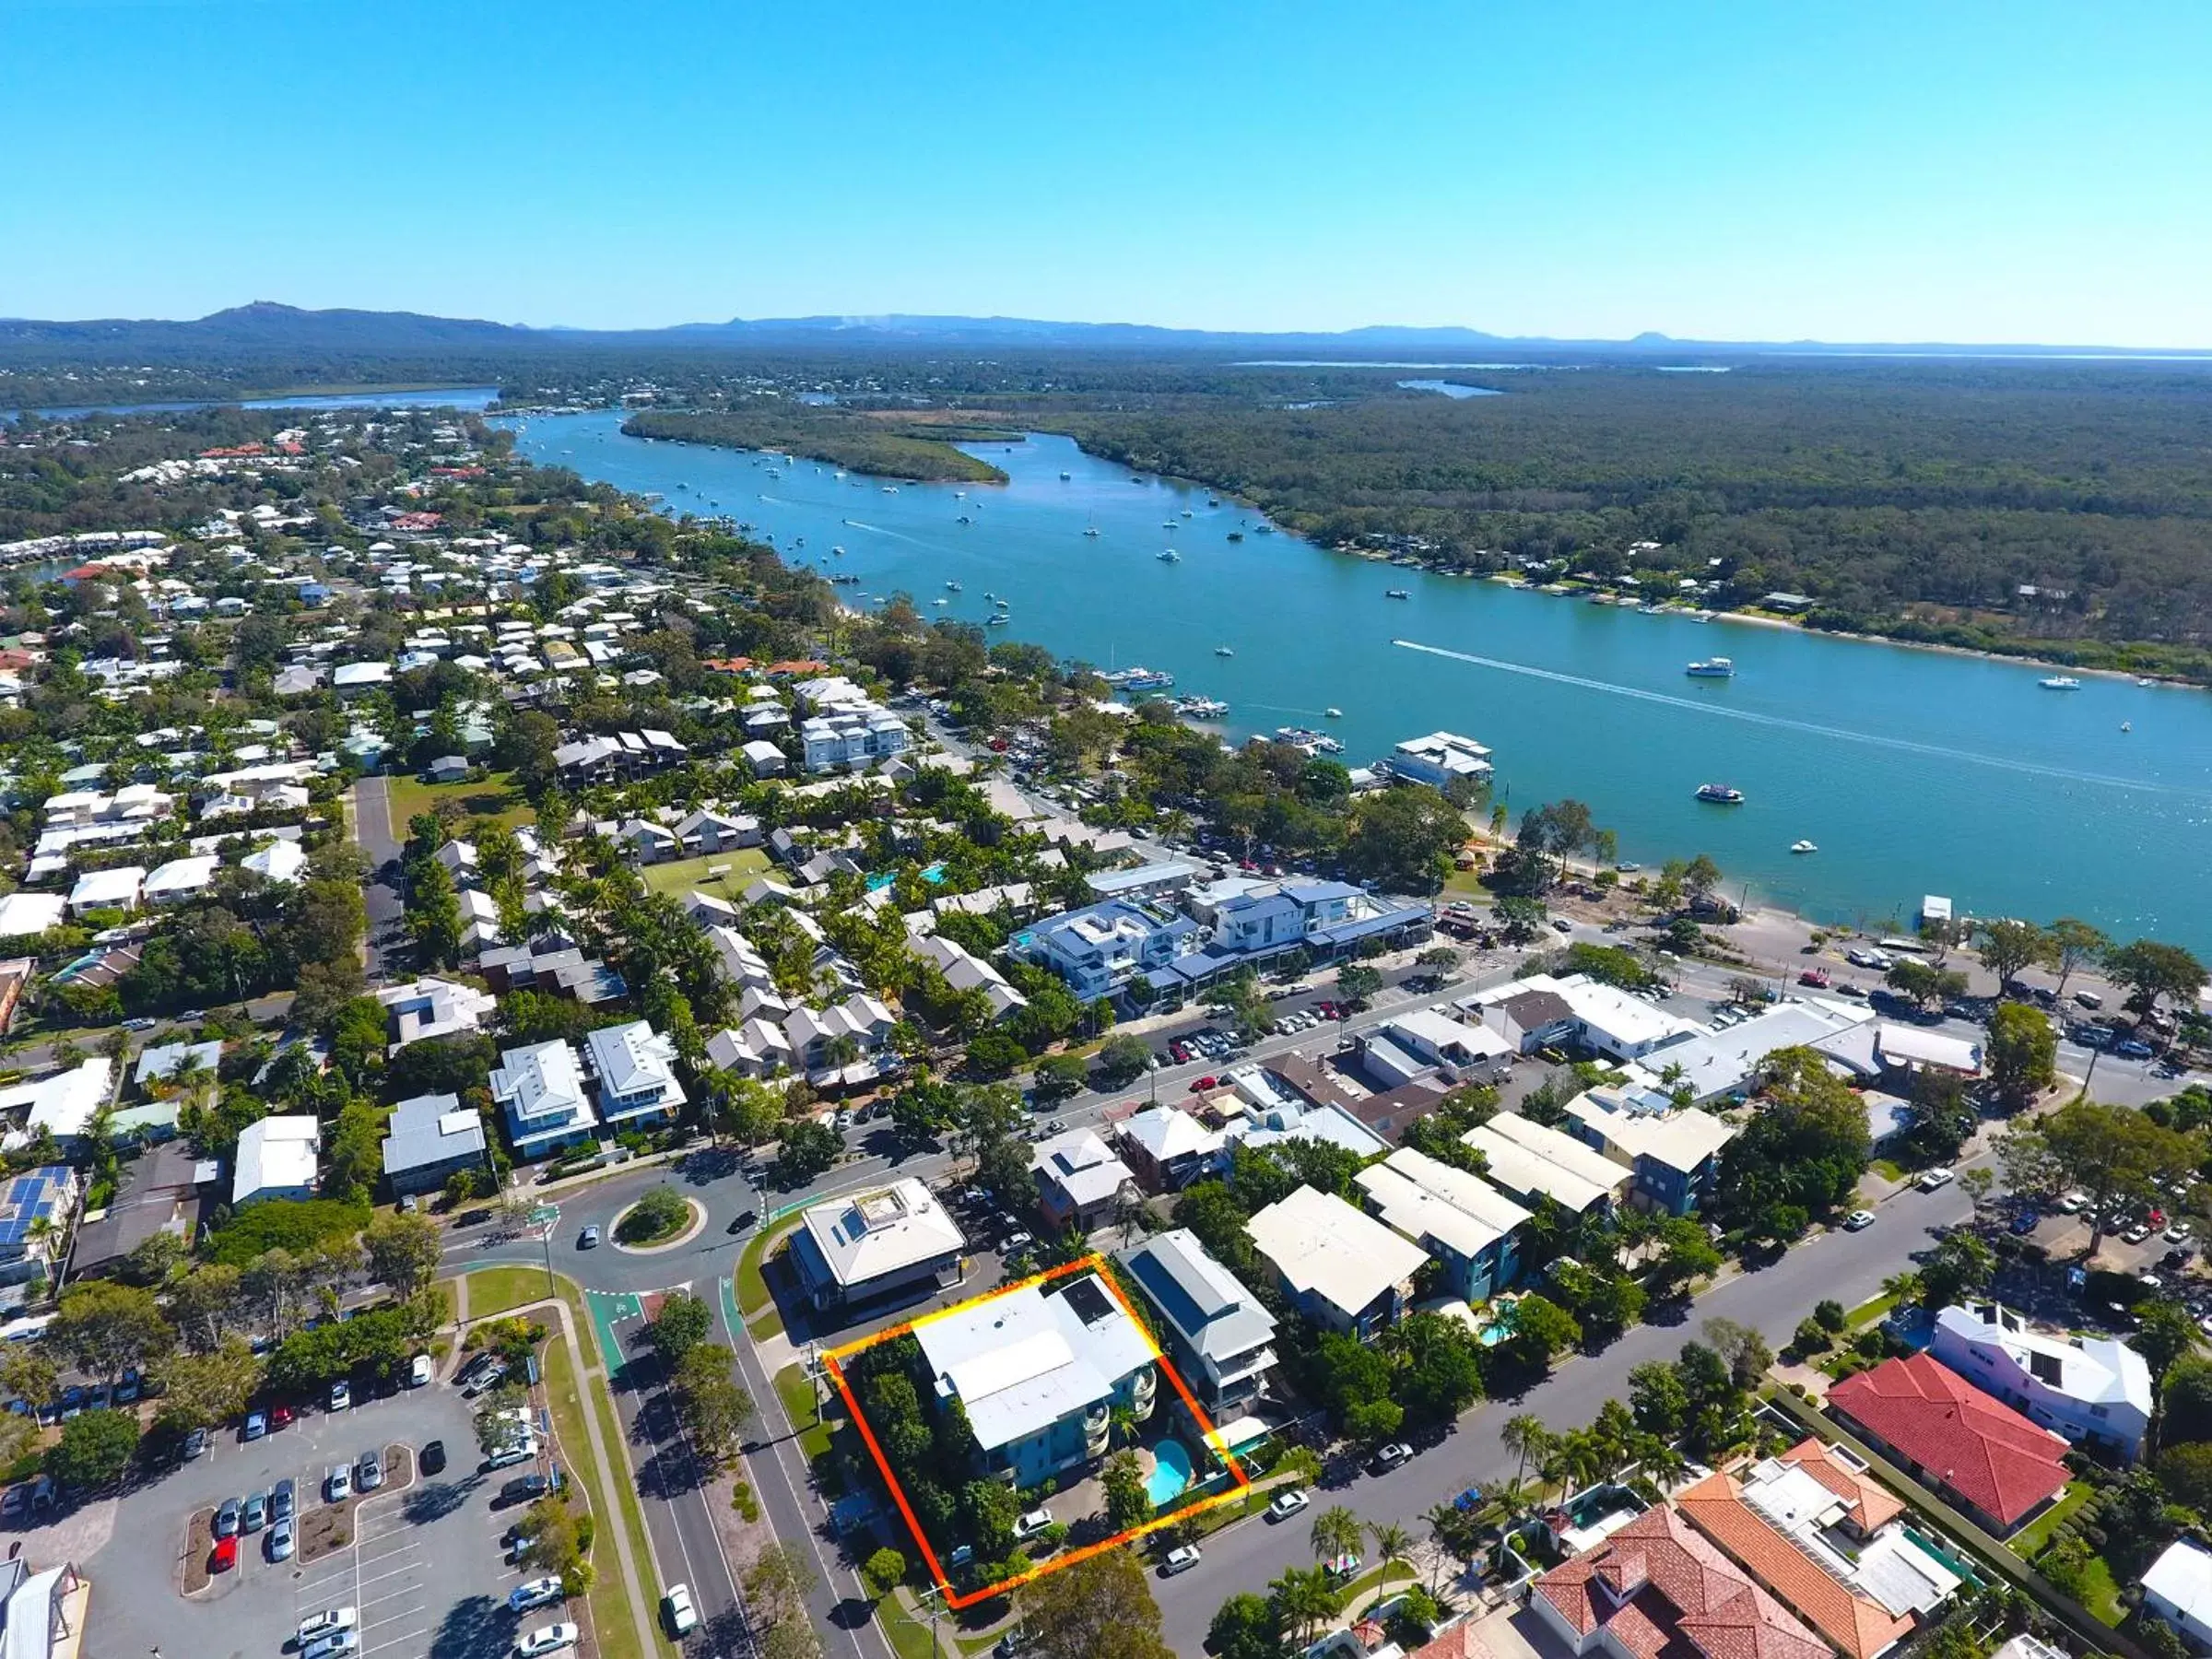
[382,1091,487,1175]
[1117,1228,1277,1364]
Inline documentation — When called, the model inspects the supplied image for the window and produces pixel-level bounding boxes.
[2090,1405,2109,1419]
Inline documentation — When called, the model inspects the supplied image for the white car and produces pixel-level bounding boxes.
[303,1634,361,1659]
[1266,1488,1311,1522]
[408,1353,433,1388]
[329,1379,351,1411]
[665,1583,697,1636]
[325,1463,352,1503]
[1915,1168,1956,1192]
[298,1609,359,1645]
[510,1577,565,1614]
[1843,1210,1877,1231]
[2059,1191,2088,1213]
[514,1624,580,1658]
[1013,1507,1054,1540]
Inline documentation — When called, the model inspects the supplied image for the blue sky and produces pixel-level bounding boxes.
[3,0,2208,345]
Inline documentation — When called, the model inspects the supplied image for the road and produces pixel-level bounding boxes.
[350,774,407,975]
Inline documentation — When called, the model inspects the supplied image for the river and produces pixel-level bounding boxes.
[500,409,2212,949]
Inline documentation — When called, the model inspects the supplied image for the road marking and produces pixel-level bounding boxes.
[362,1627,430,1656]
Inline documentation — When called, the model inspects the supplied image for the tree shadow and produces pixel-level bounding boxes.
[426,1593,511,1659]
[402,1478,477,1524]
[677,1147,743,1186]
[700,1605,752,1655]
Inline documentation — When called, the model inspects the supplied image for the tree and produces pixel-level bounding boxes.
[45,1407,138,1488]
[862,1547,906,1597]
[1502,1292,1582,1370]
[1101,1448,1152,1532]
[1310,1502,1364,1563]
[1019,1547,1176,1659]
[2034,1100,2201,1250]
[2133,1299,2200,1386]
[2106,939,2207,1017]
[1983,1001,2062,1116]
[2047,918,2111,999]
[744,1542,819,1629]
[1628,1363,1689,1437]
[2162,1358,2212,1444]
[475,1382,531,1455]
[362,1211,442,1300]
[1492,895,1548,946]
[648,1289,713,1365]
[1207,1593,1284,1659]
[1501,1413,1554,1487]
[671,1343,756,1467]
[1918,1231,1996,1309]
[519,1493,590,1591]
[49,1279,174,1382]
[1368,1520,1415,1580]
[1266,1565,1343,1646]
[1335,963,1382,1006]
[154,1336,263,1432]
[774,1116,841,1182]
[1643,1215,1723,1300]
[0,1349,56,1417]
[1887,958,1967,1012]
[1031,1053,1088,1104]
[620,1183,690,1243]
[1094,1034,1152,1088]
[2156,1442,2212,1512]
[1977,920,2052,992]
[323,1100,389,1204]
[1701,1318,1774,1389]
[1716,1047,1872,1232]
[166,1263,241,1354]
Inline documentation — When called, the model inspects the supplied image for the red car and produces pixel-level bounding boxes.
[210,1535,238,1573]
[271,1405,294,1430]
[1189,1076,1217,1093]
[1798,969,1830,988]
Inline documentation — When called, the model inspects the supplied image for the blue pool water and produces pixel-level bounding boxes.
[864,861,947,892]
[1146,1440,1193,1506]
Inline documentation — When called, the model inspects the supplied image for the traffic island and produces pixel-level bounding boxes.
[608,1187,706,1253]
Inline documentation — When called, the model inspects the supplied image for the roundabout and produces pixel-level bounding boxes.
[606,1188,708,1253]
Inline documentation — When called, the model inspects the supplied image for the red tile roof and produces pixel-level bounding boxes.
[1776,1437,1905,1534]
[1535,1506,1829,1659]
[1828,1354,2069,1529]
[1677,1471,1913,1659]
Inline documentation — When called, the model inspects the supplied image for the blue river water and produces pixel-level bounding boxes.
[501,409,2212,948]
[18,386,502,421]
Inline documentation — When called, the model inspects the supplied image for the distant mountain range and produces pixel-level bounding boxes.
[3,300,2208,360]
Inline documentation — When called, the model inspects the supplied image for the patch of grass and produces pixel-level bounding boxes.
[2073,1555,2123,1626]
[1338,1560,1418,1611]
[737,1217,799,1323]
[466,1265,556,1318]
[1845,1292,1899,1329]
[875,1592,941,1659]
[2010,1482,2094,1559]
[383,768,535,831]
[637,848,772,899]
[429,1279,457,1325]
[1871,1158,1908,1182]
[775,1362,834,1465]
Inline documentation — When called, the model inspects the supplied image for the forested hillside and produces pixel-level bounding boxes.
[621,408,1014,483]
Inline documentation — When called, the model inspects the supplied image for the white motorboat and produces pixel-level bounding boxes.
[1790,840,1818,854]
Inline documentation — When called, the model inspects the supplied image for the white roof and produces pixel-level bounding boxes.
[145,853,220,898]
[1356,1147,1533,1262]
[68,865,146,909]
[1118,1106,1225,1165]
[0,1056,113,1142]
[242,838,309,883]
[798,1177,966,1289]
[1030,1126,1134,1210]
[1876,1023,1984,1074]
[489,1040,591,1124]
[1556,974,1701,1049]
[1565,1086,1739,1174]
[1653,999,1876,1100]
[234,1113,319,1202]
[1387,1006,1513,1064]
[1936,1302,2153,1416]
[915,1275,1153,1454]
[2146,1541,2212,1630]
[1465,1112,1630,1212]
[0,892,65,938]
[1247,1184,1429,1320]
[585,1020,687,1105]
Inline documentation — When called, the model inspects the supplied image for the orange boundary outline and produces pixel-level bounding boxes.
[822,1252,1253,1609]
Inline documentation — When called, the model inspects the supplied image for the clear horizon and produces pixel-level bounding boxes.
[4,0,2209,347]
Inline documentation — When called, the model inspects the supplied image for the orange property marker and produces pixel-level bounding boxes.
[823,1252,1253,1610]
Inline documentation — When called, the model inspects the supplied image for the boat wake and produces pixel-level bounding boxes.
[1392,640,2208,798]
[837,519,935,550]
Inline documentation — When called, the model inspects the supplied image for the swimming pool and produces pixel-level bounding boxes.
[863,861,947,892]
[1146,1439,1193,1506]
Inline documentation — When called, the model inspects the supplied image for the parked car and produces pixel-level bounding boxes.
[325,1465,352,1503]
[296,1609,359,1646]
[272,1404,294,1430]
[408,1353,433,1388]
[183,1427,208,1461]
[243,1410,268,1441]
[2008,1210,2041,1235]
[210,1535,238,1573]
[2060,1191,2089,1212]
[1844,1210,1877,1231]
[242,1490,268,1533]
[1162,1546,1203,1575]
[328,1380,350,1411]
[273,1477,296,1522]
[2124,1224,2155,1245]
[269,1518,296,1561]
[358,1448,383,1491]
[303,1633,361,1659]
[1371,1441,1414,1474]
[1915,1168,1956,1192]
[1013,1507,1055,1540]
[511,1577,565,1614]
[420,1440,446,1475]
[514,1624,580,1658]
[214,1497,241,1538]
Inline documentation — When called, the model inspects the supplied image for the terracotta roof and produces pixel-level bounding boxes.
[1777,1437,1906,1533]
[1677,1471,1913,1659]
[1535,1506,1829,1659]
[1828,1354,2069,1529]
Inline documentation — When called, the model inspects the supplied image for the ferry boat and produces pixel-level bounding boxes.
[1385,588,1410,599]
[1157,549,1181,563]
[986,614,1009,626]
[1103,666,1176,692]
[1685,657,1735,678]
[1791,840,1818,854]
[2040,676,2082,690]
[1695,783,1746,805]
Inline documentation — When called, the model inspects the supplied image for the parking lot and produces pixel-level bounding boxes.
[65,1382,569,1659]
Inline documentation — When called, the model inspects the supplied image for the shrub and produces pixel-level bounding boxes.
[863,1547,906,1596]
[1814,1300,1847,1332]
[733,1481,760,1522]
[1792,1318,1831,1356]
[618,1184,689,1244]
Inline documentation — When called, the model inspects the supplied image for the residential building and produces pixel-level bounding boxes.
[1375,1008,1514,1082]
[911,932,1027,1021]
[584,1020,688,1127]
[1354,1146,1531,1304]
[1827,1354,2070,1535]
[1030,1125,1138,1232]
[788,1178,967,1312]
[1929,1301,2152,1462]
[914,1272,1156,1488]
[488,1041,597,1158]
[1873,1024,1984,1079]
[381,1092,491,1197]
[1464,1112,1632,1216]
[233,1115,320,1206]
[0,893,65,940]
[66,865,145,917]
[133,1039,222,1094]
[1246,1183,1429,1340]
[1648,999,1878,1105]
[477,941,626,1003]
[65,1139,207,1280]
[1388,731,1494,788]
[1017,900,1198,1000]
[1562,1085,1738,1215]
[1114,1105,1228,1192]
[1532,1503,1831,1659]
[794,677,910,773]
[0,1058,117,1153]
[2143,1541,2212,1652]
[377,976,498,1051]
[1116,1228,1277,1419]
[0,1166,80,1284]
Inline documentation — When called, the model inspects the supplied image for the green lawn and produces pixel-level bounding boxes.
[2010,1482,2094,1558]
[383,769,535,831]
[1845,1292,1898,1329]
[466,1265,557,1318]
[637,847,772,898]
[774,1362,835,1466]
[1871,1158,1908,1182]
[2074,1556,2124,1625]
[737,1217,800,1324]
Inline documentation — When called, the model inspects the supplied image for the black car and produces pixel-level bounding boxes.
[420,1439,446,1476]
[726,1210,757,1235]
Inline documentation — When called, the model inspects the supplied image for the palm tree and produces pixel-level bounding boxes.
[1639,1441,1690,1492]
[1368,1520,1414,1589]
[1267,1566,1342,1646]
[1501,1413,1552,1489]
[1310,1503,1363,1564]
